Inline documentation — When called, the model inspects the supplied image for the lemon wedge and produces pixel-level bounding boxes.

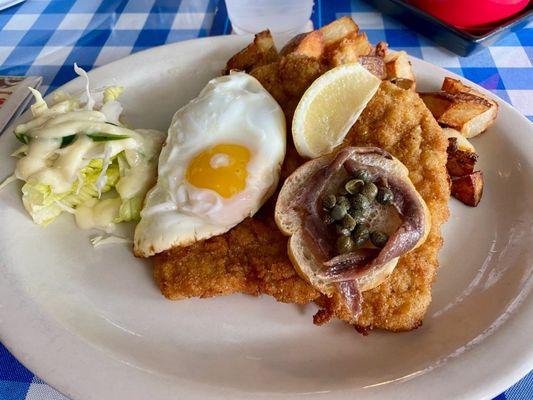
[292,63,381,159]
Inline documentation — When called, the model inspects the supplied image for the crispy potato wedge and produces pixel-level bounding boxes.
[318,16,359,47]
[225,30,279,73]
[385,51,416,90]
[451,171,484,206]
[447,137,478,176]
[280,30,324,59]
[441,77,498,137]
[438,96,491,128]
[442,77,470,94]
[419,92,452,118]
[359,56,386,79]
[440,100,495,139]
[329,32,372,67]
[456,107,497,138]
[442,77,493,103]
[420,90,497,137]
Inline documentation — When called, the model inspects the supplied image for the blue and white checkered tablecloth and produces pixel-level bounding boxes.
[0,1,531,399]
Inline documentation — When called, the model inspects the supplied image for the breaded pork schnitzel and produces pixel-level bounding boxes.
[152,81,450,332]
[315,82,449,331]
[154,209,320,304]
[151,17,449,331]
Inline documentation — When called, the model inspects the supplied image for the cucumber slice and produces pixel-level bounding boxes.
[87,133,129,142]
[61,135,76,148]
[14,131,30,144]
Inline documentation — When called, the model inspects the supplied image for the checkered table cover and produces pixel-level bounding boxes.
[0,1,531,399]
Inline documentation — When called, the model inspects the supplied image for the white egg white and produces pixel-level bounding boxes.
[134,72,286,257]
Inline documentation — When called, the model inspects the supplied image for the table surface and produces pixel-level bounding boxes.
[0,1,531,399]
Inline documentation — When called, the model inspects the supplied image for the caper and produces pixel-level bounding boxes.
[352,223,370,246]
[322,194,337,209]
[349,209,367,223]
[336,225,351,236]
[376,187,394,205]
[336,235,355,254]
[350,193,370,211]
[323,214,335,225]
[354,169,371,183]
[336,195,351,210]
[330,205,347,221]
[370,231,389,248]
[345,179,364,195]
[341,214,356,231]
[361,182,378,200]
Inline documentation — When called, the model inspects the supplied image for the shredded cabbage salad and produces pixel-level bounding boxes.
[1,64,165,232]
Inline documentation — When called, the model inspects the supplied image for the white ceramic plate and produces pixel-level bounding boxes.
[0,35,532,400]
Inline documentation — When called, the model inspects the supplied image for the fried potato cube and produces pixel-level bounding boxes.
[318,16,359,47]
[359,56,386,79]
[329,32,372,67]
[225,30,279,73]
[436,92,490,118]
[420,91,496,138]
[438,95,495,138]
[440,77,498,137]
[385,51,416,90]
[442,77,490,101]
[419,92,451,118]
[451,171,484,206]
[280,30,324,58]
[446,137,478,176]
[442,77,470,93]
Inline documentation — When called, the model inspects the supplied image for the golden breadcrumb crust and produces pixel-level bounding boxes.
[153,208,320,305]
[152,82,449,332]
[150,19,450,332]
[321,82,450,331]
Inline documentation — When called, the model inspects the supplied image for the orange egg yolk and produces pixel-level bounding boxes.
[186,144,251,198]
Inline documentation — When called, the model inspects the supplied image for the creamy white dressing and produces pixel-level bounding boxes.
[7,65,165,232]
[27,120,136,139]
[15,94,152,193]
[116,163,156,200]
[15,110,105,134]
[26,135,94,192]
[49,98,77,113]
[15,138,61,181]
[85,138,138,160]
[74,197,121,231]
[15,103,143,192]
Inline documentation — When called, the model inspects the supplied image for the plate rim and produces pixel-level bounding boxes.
[0,34,532,400]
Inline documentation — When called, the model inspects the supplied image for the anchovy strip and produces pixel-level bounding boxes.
[293,147,427,319]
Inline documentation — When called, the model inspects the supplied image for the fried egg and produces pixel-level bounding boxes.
[134,72,286,257]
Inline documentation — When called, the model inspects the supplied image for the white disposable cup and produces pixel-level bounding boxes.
[226,0,314,35]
